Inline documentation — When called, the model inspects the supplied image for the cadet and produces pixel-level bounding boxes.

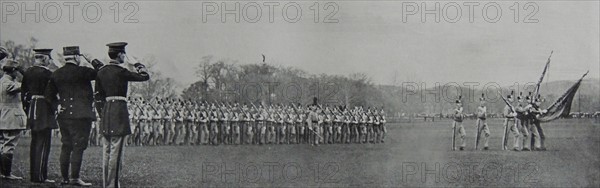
[529,95,546,151]
[22,49,58,183]
[516,93,531,151]
[199,103,209,145]
[256,106,267,144]
[379,108,387,143]
[502,91,520,151]
[475,93,490,150]
[452,96,466,150]
[0,59,26,180]
[95,42,150,187]
[45,46,102,186]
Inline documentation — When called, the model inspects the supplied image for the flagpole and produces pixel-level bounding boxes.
[534,51,553,101]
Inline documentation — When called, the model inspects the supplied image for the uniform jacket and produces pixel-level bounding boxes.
[21,66,58,130]
[45,63,99,120]
[0,75,27,130]
[95,63,150,136]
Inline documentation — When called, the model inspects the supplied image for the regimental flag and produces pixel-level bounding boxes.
[536,71,588,122]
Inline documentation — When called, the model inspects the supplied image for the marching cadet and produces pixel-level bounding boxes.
[141,101,153,146]
[154,99,166,145]
[297,106,306,144]
[372,110,380,143]
[323,107,333,144]
[516,93,531,151]
[475,93,490,150]
[277,107,287,144]
[45,46,102,186]
[523,93,540,151]
[379,108,387,143]
[230,104,240,144]
[165,100,176,145]
[133,99,144,146]
[173,101,185,145]
[21,49,58,183]
[295,105,305,144]
[94,42,150,187]
[150,101,162,146]
[333,107,343,144]
[288,108,298,144]
[244,105,255,144]
[267,108,277,144]
[126,98,136,146]
[307,105,319,146]
[197,103,209,145]
[352,109,360,143]
[529,94,547,151]
[256,106,267,144]
[209,104,220,145]
[0,58,26,180]
[184,100,196,145]
[452,96,466,150]
[343,108,352,144]
[188,102,199,145]
[502,91,520,151]
[220,104,231,145]
[360,109,368,144]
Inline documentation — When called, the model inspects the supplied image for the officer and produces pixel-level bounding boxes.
[0,58,26,180]
[475,93,490,150]
[95,42,150,187]
[45,46,102,186]
[22,49,58,183]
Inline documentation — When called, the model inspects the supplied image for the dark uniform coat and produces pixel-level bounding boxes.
[45,63,99,121]
[21,66,58,131]
[95,62,149,137]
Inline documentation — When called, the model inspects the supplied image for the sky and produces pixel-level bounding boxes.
[2,1,599,88]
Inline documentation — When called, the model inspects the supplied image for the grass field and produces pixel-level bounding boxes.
[1,118,599,187]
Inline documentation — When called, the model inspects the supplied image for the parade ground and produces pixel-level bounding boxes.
[2,118,599,187]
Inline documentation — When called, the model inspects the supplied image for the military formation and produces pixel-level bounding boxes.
[91,98,388,146]
[452,92,548,151]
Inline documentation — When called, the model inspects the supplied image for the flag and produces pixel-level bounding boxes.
[536,71,588,122]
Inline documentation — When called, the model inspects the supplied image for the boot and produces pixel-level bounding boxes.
[1,154,23,180]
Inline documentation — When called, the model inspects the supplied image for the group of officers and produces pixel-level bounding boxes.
[452,91,548,151]
[0,43,150,188]
[91,98,388,147]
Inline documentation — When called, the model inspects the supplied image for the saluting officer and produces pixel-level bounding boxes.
[22,49,58,183]
[95,42,150,188]
[45,46,103,186]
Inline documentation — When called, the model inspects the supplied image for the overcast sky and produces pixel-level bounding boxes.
[2,1,598,88]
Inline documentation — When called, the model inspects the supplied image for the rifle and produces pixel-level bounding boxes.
[475,119,481,150]
[452,122,456,151]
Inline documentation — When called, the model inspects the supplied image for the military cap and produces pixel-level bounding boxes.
[455,96,462,104]
[0,46,9,60]
[107,42,128,53]
[33,49,53,59]
[507,90,514,99]
[2,59,19,69]
[479,93,485,101]
[63,46,81,56]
